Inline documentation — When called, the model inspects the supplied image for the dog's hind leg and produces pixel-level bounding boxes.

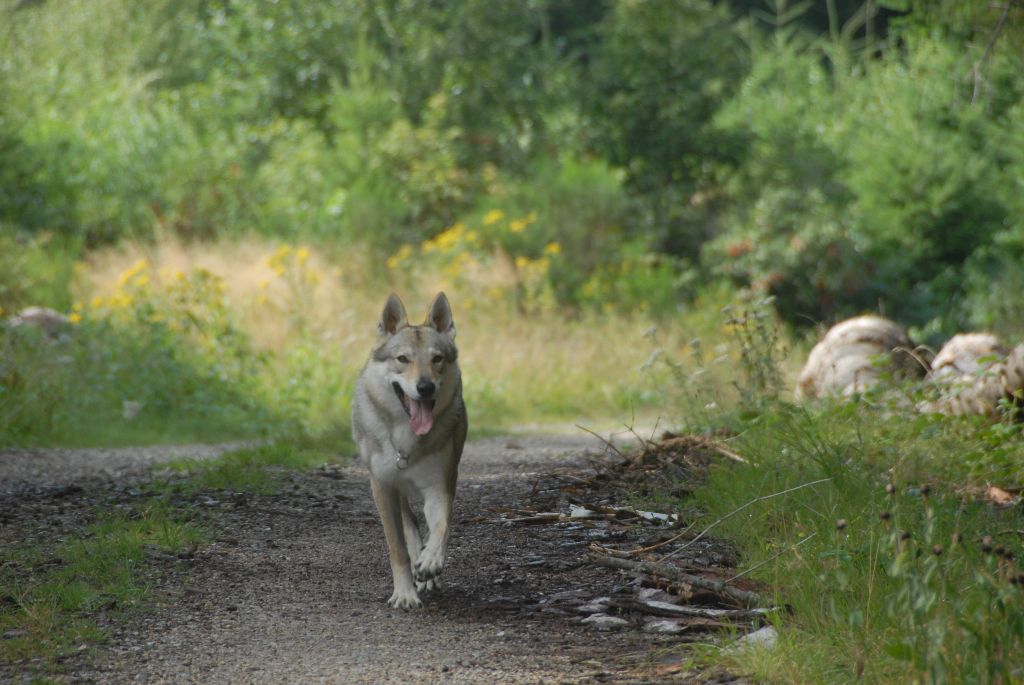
[370,477,421,609]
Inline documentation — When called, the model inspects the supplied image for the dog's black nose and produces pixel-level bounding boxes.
[416,379,436,398]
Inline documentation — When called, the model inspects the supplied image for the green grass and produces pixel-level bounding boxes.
[157,439,349,494]
[664,402,1024,683]
[0,441,343,675]
[1,508,202,667]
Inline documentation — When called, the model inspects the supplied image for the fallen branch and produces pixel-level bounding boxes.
[662,477,832,560]
[589,525,699,557]
[575,424,627,460]
[661,435,749,464]
[588,553,762,608]
[607,597,771,622]
[993,529,1024,539]
[726,531,817,584]
[501,512,561,525]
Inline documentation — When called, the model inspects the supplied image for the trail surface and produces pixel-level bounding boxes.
[1,436,749,684]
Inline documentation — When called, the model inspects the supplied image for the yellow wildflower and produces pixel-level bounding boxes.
[509,213,537,234]
[424,223,464,254]
[68,312,82,324]
[514,255,529,270]
[483,209,505,226]
[544,242,561,255]
[90,296,104,309]
[296,247,310,266]
[387,245,413,269]
[108,292,132,309]
[117,259,149,287]
[267,244,293,274]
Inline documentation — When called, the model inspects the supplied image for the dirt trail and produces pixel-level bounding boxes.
[1,436,749,684]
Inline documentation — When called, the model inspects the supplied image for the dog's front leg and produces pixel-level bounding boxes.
[414,483,454,583]
[370,476,421,609]
[400,497,437,593]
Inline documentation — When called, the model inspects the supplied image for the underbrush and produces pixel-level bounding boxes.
[689,405,1024,683]
[0,441,341,672]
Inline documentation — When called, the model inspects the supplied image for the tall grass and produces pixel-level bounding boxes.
[655,309,1024,683]
[2,234,746,446]
[81,236,738,426]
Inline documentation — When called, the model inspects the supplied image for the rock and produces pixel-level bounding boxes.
[643,619,687,634]
[4,306,71,339]
[581,613,629,631]
[733,626,778,651]
[122,401,145,421]
[576,597,611,614]
[637,588,681,604]
[797,315,925,399]
[569,505,600,519]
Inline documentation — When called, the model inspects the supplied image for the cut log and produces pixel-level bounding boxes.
[920,340,1024,417]
[796,315,926,399]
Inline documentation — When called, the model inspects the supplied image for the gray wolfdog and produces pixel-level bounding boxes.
[352,292,467,608]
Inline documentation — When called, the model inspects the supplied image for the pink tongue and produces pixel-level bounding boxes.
[409,399,434,436]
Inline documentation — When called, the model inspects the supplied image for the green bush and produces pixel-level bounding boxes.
[0,263,276,446]
[708,29,1024,332]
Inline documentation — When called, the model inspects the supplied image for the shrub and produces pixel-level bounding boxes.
[708,31,1023,332]
[0,260,275,446]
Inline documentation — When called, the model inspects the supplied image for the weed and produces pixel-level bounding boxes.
[672,402,1024,683]
[641,302,1024,682]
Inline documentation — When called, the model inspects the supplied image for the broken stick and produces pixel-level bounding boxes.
[588,553,762,608]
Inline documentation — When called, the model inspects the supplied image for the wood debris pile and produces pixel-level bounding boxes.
[490,434,777,640]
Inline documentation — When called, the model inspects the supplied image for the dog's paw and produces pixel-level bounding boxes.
[416,577,440,594]
[413,548,445,582]
[387,588,423,610]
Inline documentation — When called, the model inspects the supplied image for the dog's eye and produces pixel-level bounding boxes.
[432,355,443,364]
[396,355,410,364]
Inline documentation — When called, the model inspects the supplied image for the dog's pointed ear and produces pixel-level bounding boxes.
[378,294,408,337]
[426,292,456,339]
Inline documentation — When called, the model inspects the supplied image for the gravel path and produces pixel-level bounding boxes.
[0,443,252,495]
[1,435,744,684]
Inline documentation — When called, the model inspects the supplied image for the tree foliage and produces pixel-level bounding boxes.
[1,0,1023,331]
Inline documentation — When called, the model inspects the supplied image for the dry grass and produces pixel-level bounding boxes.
[75,235,742,428]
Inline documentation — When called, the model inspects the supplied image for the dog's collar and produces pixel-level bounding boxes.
[388,437,411,470]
